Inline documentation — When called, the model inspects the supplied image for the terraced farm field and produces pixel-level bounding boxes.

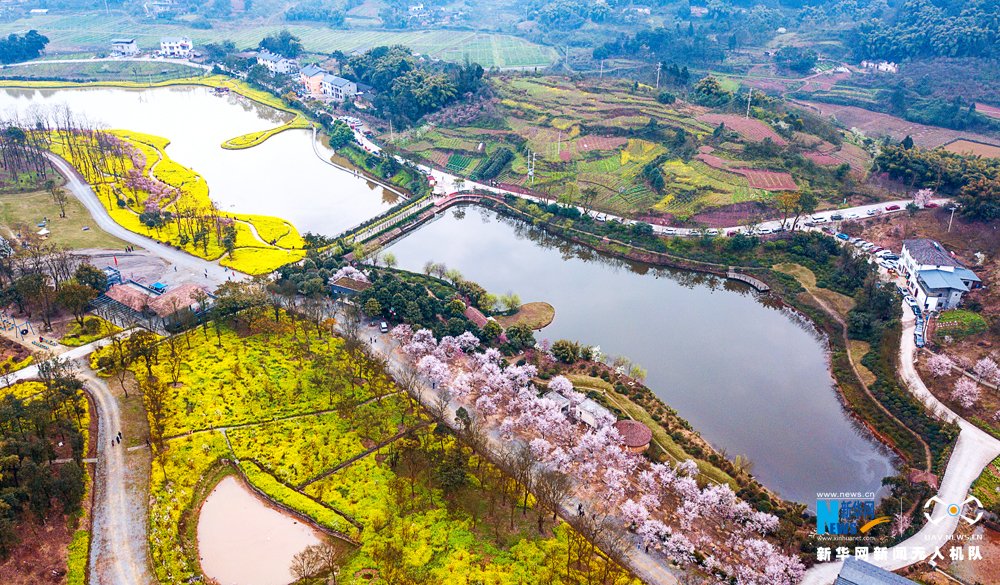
[397,76,848,220]
[0,13,556,68]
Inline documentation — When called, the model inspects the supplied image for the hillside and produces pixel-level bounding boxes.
[393,76,871,222]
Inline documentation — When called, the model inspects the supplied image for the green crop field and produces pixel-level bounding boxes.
[0,60,203,83]
[0,13,557,69]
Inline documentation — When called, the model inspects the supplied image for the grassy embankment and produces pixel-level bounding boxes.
[92,314,636,584]
[495,302,554,329]
[50,128,306,274]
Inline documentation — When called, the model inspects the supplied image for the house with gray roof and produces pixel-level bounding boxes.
[159,36,191,57]
[300,64,325,93]
[110,38,139,56]
[320,74,358,101]
[257,51,299,75]
[576,398,615,429]
[834,556,918,585]
[900,239,981,311]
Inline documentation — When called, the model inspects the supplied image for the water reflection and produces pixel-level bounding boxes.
[388,205,897,506]
[0,86,392,235]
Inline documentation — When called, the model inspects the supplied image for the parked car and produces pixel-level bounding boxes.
[861,243,875,251]
[758,227,773,234]
[663,228,677,235]
[926,203,940,208]
[726,231,737,237]
[886,204,901,211]
[379,321,389,333]
[821,227,834,234]
[854,240,868,248]
[811,216,828,223]
[870,246,884,253]
[831,213,843,220]
[848,237,860,243]
[847,212,860,219]
[836,233,850,240]
[706,229,719,236]
[866,209,878,216]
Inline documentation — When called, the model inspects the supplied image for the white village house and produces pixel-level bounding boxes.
[257,51,299,75]
[543,390,614,429]
[319,74,357,101]
[110,38,139,57]
[160,36,192,57]
[899,239,981,311]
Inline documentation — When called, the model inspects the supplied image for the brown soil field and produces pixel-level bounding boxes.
[787,100,1000,149]
[944,139,1000,159]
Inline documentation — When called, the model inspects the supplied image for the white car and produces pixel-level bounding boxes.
[853,240,868,248]
[758,227,773,234]
[847,213,860,219]
[811,216,828,223]
[706,229,720,236]
[663,228,677,235]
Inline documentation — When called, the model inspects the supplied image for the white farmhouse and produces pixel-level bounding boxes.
[320,74,357,101]
[160,36,192,57]
[257,51,299,75]
[575,398,615,429]
[110,38,139,57]
[899,239,981,312]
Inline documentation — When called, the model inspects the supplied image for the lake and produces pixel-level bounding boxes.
[0,85,896,506]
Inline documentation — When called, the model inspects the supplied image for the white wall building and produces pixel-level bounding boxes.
[320,74,357,101]
[110,38,139,57]
[257,51,299,75]
[160,36,192,57]
[575,398,615,429]
[900,239,981,312]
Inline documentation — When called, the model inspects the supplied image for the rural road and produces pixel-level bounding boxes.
[80,369,157,585]
[1,339,156,585]
[799,306,1000,584]
[47,153,245,287]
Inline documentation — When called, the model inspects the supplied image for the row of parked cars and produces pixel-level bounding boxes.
[835,234,901,270]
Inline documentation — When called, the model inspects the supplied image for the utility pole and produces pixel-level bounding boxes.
[948,205,957,233]
[557,132,561,156]
[745,89,752,118]
[656,62,661,89]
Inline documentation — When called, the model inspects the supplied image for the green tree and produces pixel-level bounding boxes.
[258,30,304,58]
[692,75,733,107]
[55,283,97,326]
[327,121,354,149]
[506,323,535,348]
[482,320,502,340]
[364,298,382,317]
[551,339,580,364]
[74,264,107,293]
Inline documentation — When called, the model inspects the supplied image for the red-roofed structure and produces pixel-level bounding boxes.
[613,420,652,453]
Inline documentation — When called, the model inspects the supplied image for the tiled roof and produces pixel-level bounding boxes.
[578,398,613,420]
[464,306,488,327]
[111,38,135,44]
[105,284,153,312]
[918,269,969,292]
[902,239,963,268]
[300,64,324,77]
[834,556,919,585]
[148,284,210,316]
[613,420,652,447]
[328,277,371,293]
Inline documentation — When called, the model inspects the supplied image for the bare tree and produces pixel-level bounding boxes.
[533,469,573,532]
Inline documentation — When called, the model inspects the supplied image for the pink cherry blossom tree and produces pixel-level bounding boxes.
[926,354,953,377]
[952,377,981,409]
[973,357,999,385]
[912,188,934,208]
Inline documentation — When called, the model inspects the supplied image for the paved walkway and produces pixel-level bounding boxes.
[800,304,1000,584]
[47,153,245,287]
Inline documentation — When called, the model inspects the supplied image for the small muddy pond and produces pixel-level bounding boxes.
[198,476,322,585]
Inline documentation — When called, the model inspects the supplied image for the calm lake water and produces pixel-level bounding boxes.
[0,86,896,506]
[197,476,323,585]
[386,207,896,506]
[0,86,394,235]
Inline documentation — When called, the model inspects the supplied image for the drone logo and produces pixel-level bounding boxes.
[923,495,984,525]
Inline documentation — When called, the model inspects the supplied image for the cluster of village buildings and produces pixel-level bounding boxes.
[108,36,372,102]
